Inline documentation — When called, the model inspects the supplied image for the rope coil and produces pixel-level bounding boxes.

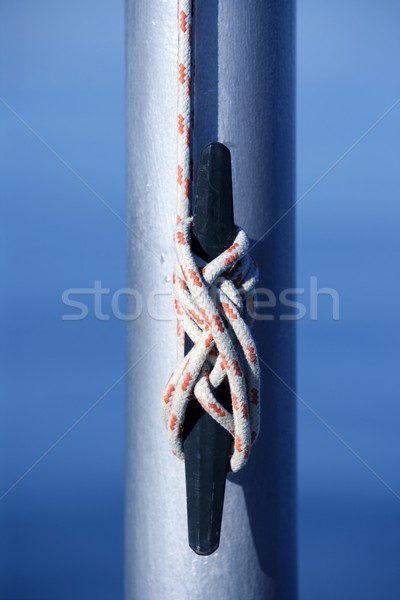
[162,217,260,472]
[162,0,260,472]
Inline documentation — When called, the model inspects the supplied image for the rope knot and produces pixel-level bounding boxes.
[162,217,260,472]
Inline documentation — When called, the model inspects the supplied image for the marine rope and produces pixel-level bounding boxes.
[162,0,260,472]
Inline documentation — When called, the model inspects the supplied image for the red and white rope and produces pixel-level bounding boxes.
[162,0,260,472]
[176,0,192,224]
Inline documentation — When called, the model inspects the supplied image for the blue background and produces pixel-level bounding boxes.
[1,1,399,599]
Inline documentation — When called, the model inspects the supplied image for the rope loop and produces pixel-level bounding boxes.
[162,218,260,472]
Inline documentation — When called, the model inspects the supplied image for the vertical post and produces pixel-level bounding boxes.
[125,1,296,599]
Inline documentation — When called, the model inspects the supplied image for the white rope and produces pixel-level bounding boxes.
[176,0,192,223]
[162,0,260,472]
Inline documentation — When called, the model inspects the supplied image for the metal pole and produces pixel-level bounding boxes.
[125,1,296,598]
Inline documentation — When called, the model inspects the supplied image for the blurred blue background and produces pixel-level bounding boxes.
[0,1,399,599]
[0,1,125,598]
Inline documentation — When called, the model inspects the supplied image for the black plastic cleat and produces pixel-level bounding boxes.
[183,142,236,556]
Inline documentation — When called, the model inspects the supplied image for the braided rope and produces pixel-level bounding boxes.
[162,0,260,472]
[176,1,192,223]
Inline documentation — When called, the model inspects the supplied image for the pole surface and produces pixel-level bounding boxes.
[125,1,296,599]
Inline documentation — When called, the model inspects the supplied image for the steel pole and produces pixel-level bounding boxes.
[125,1,296,598]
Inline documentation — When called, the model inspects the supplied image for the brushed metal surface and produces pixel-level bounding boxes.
[126,1,296,598]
